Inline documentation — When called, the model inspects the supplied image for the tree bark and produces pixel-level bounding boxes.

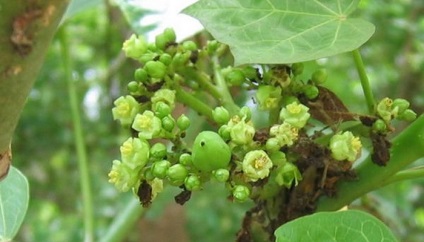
[0,0,69,179]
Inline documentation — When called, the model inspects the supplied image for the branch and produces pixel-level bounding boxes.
[0,0,69,178]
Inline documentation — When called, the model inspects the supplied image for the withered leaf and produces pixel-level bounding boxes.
[371,132,391,166]
[137,181,153,207]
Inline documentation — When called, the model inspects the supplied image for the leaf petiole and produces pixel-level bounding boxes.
[351,49,375,114]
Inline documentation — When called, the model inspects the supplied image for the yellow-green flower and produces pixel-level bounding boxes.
[269,122,299,147]
[132,111,162,139]
[108,160,140,192]
[112,95,140,127]
[122,34,148,59]
[279,102,310,128]
[120,137,150,169]
[330,131,362,162]
[228,116,255,145]
[275,162,302,188]
[242,150,273,182]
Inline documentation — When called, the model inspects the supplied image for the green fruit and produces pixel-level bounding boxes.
[311,68,327,84]
[291,62,304,76]
[144,61,167,79]
[177,114,190,130]
[192,131,231,172]
[167,164,188,186]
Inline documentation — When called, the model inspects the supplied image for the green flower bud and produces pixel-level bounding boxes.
[212,106,230,125]
[256,85,282,110]
[161,115,175,132]
[393,98,410,114]
[242,150,273,182]
[108,160,139,192]
[192,131,231,172]
[167,164,188,186]
[329,131,362,162]
[266,137,281,152]
[242,66,259,80]
[302,84,319,100]
[206,40,219,55]
[132,111,162,139]
[144,61,167,79]
[291,63,304,76]
[112,95,140,126]
[398,109,417,122]
[270,151,287,167]
[159,53,172,66]
[139,53,157,64]
[376,97,394,122]
[153,101,171,119]
[151,89,176,111]
[213,168,230,182]
[150,142,167,160]
[269,123,298,147]
[239,106,252,121]
[182,40,198,51]
[229,117,255,145]
[184,174,201,191]
[122,34,148,59]
[177,114,191,131]
[134,68,148,83]
[163,28,176,43]
[275,162,302,188]
[218,124,231,141]
[233,185,250,202]
[311,68,327,84]
[372,119,387,133]
[225,69,246,86]
[127,81,140,94]
[155,33,168,51]
[172,52,191,67]
[152,160,171,179]
[179,153,193,166]
[120,137,150,169]
[279,102,310,128]
[143,167,155,181]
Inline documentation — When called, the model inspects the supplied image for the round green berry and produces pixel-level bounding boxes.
[182,40,197,51]
[161,115,175,132]
[127,81,139,93]
[302,85,319,99]
[154,102,171,119]
[155,33,168,51]
[225,69,245,86]
[179,153,193,166]
[163,28,176,43]
[212,106,230,125]
[291,63,304,76]
[213,169,230,182]
[159,53,172,66]
[134,68,148,83]
[192,131,231,172]
[372,119,387,133]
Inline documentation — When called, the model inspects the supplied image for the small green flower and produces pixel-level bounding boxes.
[229,116,255,145]
[256,85,282,110]
[122,34,148,59]
[132,111,162,139]
[330,131,362,162]
[279,102,310,128]
[120,137,150,169]
[112,95,140,127]
[269,122,298,147]
[108,160,140,192]
[376,98,394,122]
[233,185,250,202]
[151,89,176,111]
[242,150,273,182]
[275,162,302,188]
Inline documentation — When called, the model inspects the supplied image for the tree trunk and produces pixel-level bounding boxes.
[0,0,69,179]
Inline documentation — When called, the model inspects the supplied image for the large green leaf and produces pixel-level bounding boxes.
[274,210,398,242]
[184,0,375,65]
[0,167,29,241]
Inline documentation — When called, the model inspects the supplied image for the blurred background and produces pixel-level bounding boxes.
[12,0,424,241]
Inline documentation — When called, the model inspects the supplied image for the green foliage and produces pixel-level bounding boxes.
[0,167,29,241]
[184,0,375,65]
[275,210,398,242]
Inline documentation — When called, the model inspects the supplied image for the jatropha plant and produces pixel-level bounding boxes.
[108,1,419,241]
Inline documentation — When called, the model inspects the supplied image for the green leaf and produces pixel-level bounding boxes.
[184,0,375,65]
[115,0,156,35]
[0,166,29,241]
[63,0,103,21]
[274,210,398,242]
